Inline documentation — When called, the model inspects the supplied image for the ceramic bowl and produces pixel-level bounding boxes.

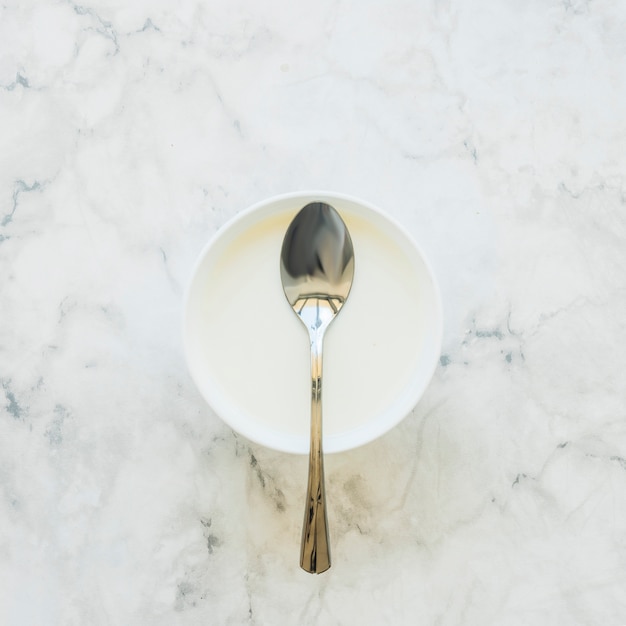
[183,191,442,454]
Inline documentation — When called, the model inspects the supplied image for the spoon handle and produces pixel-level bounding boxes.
[300,331,331,574]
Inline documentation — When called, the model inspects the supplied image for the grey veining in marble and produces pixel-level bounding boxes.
[2,0,626,624]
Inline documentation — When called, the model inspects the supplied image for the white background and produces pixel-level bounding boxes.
[1,0,626,624]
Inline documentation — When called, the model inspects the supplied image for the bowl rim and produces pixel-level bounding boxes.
[182,190,443,454]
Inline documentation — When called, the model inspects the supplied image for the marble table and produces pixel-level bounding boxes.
[2,1,626,624]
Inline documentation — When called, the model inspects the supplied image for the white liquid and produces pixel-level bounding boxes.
[186,202,439,452]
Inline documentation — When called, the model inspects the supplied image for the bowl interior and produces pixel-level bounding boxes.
[184,192,442,454]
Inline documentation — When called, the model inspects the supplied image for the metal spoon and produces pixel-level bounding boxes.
[280,202,355,574]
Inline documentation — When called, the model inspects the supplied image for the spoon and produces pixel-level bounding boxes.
[280,201,355,574]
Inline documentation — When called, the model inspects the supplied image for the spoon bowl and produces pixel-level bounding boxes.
[280,202,355,574]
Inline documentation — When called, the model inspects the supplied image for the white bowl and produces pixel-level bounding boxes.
[183,191,442,454]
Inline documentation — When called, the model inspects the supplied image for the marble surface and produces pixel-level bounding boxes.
[2,0,626,624]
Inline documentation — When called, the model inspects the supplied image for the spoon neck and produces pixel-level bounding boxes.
[308,329,324,450]
[309,327,324,357]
